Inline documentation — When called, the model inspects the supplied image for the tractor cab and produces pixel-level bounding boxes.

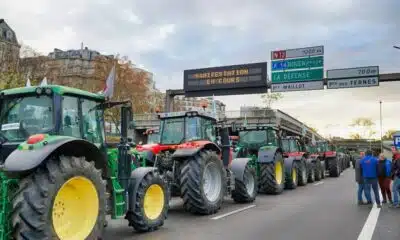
[316,140,336,157]
[144,128,160,144]
[158,111,217,145]
[281,136,306,157]
[235,125,279,156]
[0,85,106,162]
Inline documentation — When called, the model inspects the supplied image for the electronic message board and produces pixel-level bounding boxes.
[184,62,268,97]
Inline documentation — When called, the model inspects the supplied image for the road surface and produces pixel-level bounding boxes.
[104,169,399,240]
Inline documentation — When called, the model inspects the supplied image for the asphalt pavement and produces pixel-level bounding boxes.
[104,169,400,240]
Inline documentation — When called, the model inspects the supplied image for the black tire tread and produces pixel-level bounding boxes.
[180,150,225,215]
[11,156,107,240]
[231,164,257,203]
[328,157,340,177]
[258,153,285,195]
[126,171,168,232]
[297,159,308,186]
[285,162,298,190]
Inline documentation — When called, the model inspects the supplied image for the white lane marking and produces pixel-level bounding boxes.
[313,181,324,186]
[210,205,256,220]
[357,189,383,240]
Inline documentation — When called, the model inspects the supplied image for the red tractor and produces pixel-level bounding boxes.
[315,140,342,177]
[147,110,257,215]
[280,136,312,188]
[305,144,325,181]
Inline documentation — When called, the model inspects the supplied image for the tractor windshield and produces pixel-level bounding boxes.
[160,116,216,145]
[282,139,299,152]
[160,118,185,144]
[0,95,53,142]
[147,132,160,144]
[238,129,278,148]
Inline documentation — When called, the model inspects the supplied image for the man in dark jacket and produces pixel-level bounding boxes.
[355,156,371,205]
[391,153,400,208]
[360,150,381,207]
[377,153,392,204]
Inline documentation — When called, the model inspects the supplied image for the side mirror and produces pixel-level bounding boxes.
[129,142,136,148]
[127,137,133,142]
[139,141,143,145]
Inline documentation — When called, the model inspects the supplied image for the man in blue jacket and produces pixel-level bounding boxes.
[360,150,381,208]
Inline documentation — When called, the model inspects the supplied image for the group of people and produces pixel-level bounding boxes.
[355,150,400,208]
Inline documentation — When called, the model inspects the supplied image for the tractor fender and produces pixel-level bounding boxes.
[127,167,158,212]
[284,156,296,173]
[257,146,279,163]
[171,142,220,160]
[230,157,252,182]
[3,136,106,176]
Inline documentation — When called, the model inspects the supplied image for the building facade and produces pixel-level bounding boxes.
[173,96,226,117]
[0,19,20,72]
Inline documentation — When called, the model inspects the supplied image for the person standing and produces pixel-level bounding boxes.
[360,150,381,207]
[391,153,400,208]
[355,154,371,205]
[377,153,392,204]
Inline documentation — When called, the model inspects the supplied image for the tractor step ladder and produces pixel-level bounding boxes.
[110,176,126,219]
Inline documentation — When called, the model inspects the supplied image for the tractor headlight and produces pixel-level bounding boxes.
[45,88,52,95]
[35,87,43,95]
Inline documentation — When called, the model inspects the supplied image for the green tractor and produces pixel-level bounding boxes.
[233,125,299,195]
[0,85,168,240]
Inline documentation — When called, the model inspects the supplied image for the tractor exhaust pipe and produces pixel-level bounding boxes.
[118,105,133,192]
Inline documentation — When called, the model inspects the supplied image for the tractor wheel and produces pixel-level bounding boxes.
[314,159,323,181]
[180,150,226,215]
[328,157,340,177]
[285,161,298,190]
[307,162,315,183]
[321,161,326,179]
[170,184,181,197]
[11,156,107,240]
[231,162,257,203]
[126,171,168,232]
[297,159,308,186]
[258,152,285,194]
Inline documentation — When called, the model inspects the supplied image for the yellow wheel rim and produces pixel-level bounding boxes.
[292,168,297,184]
[143,184,165,220]
[275,161,283,185]
[52,176,99,240]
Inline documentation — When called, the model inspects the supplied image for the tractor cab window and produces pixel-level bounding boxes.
[282,139,300,152]
[266,129,278,146]
[61,96,81,138]
[201,118,216,142]
[0,95,54,141]
[239,130,267,145]
[147,132,160,144]
[160,118,184,144]
[81,99,103,144]
[186,117,201,141]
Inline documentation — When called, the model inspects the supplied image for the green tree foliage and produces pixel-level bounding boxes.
[260,92,283,109]
[349,117,376,139]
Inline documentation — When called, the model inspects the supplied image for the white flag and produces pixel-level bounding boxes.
[102,65,116,99]
[26,78,31,87]
[40,77,48,86]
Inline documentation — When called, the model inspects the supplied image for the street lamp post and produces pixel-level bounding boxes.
[380,100,383,153]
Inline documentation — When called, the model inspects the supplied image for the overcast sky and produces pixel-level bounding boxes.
[1,0,400,138]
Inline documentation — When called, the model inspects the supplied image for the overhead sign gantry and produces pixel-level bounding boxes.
[270,46,324,92]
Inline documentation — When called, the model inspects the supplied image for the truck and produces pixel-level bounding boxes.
[0,85,168,240]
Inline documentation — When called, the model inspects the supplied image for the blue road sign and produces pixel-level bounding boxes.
[271,61,288,71]
[393,133,400,150]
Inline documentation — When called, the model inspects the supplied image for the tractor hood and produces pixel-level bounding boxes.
[136,143,175,154]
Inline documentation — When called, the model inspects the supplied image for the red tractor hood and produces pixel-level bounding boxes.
[284,151,305,157]
[325,151,336,157]
[136,143,173,154]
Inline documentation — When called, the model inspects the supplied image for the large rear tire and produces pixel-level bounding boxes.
[328,157,340,177]
[11,156,107,240]
[314,159,323,181]
[126,171,168,232]
[258,152,285,194]
[231,162,257,203]
[285,161,298,190]
[307,161,315,183]
[297,158,308,186]
[180,150,226,215]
